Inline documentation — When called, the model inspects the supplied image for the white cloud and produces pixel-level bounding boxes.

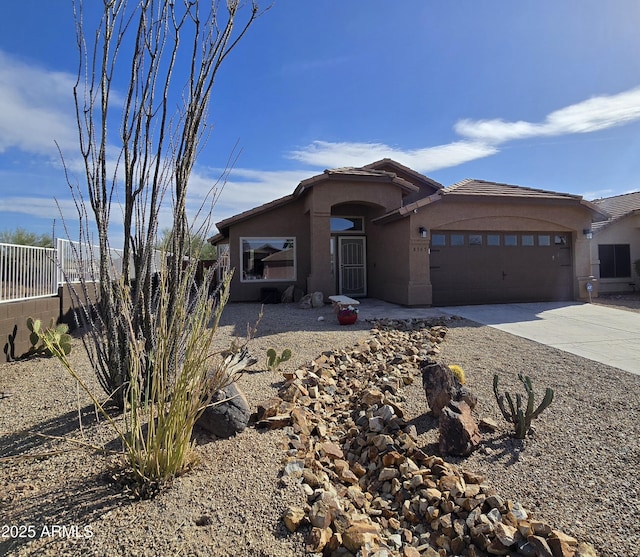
[455,87,640,144]
[0,196,81,222]
[210,167,314,223]
[288,140,497,173]
[287,86,640,176]
[0,51,79,155]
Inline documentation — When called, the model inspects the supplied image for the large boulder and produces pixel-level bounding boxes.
[438,400,482,456]
[197,382,251,438]
[421,360,477,417]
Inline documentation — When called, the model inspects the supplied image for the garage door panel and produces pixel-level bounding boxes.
[430,231,573,305]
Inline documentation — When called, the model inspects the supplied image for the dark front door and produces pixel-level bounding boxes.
[338,236,367,297]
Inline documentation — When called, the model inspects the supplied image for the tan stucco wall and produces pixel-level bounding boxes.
[591,213,640,293]
[304,180,405,297]
[223,198,310,302]
[217,181,600,306]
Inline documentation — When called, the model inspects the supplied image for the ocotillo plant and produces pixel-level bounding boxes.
[493,373,554,439]
[266,348,292,372]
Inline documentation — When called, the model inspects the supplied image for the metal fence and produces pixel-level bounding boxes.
[0,239,166,304]
[0,242,57,302]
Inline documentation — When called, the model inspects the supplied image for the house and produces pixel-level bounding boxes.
[209,159,608,306]
[590,191,640,294]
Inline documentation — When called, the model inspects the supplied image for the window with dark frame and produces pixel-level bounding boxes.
[240,237,296,282]
[598,244,631,278]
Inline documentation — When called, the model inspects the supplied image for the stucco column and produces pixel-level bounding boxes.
[575,233,597,300]
[306,210,333,296]
[406,236,432,306]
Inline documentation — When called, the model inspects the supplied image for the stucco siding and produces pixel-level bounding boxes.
[592,214,640,293]
[224,198,310,302]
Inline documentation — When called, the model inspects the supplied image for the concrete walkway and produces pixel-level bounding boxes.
[356,300,640,376]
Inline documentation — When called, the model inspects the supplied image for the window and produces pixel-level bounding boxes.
[599,244,631,278]
[431,233,446,247]
[504,234,518,246]
[331,216,364,233]
[241,238,296,282]
[554,234,568,246]
[538,235,551,246]
[451,234,465,246]
[487,234,501,246]
[469,234,482,246]
[521,234,535,246]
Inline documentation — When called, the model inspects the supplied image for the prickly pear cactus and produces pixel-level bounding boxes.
[266,348,292,371]
[23,317,72,358]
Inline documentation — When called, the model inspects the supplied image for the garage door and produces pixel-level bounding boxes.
[430,231,573,306]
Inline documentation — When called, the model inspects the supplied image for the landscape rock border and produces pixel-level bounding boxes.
[256,318,598,556]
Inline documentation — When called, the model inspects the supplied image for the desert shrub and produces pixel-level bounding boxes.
[42,264,235,492]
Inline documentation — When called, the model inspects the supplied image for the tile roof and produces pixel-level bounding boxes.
[444,179,582,201]
[591,191,640,231]
[212,163,419,236]
[363,159,444,190]
[373,178,609,225]
[295,167,418,193]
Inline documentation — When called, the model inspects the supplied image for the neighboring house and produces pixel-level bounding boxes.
[590,191,640,294]
[209,159,607,306]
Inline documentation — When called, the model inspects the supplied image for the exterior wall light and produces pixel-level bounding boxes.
[582,228,593,240]
[419,227,428,238]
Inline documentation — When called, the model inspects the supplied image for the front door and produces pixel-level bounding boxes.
[338,236,366,296]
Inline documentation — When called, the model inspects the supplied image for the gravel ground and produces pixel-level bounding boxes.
[1,298,639,556]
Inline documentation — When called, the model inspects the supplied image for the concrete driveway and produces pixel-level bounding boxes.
[356,300,640,375]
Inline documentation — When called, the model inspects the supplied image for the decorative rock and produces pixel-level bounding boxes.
[281,285,295,303]
[197,382,250,438]
[421,360,458,417]
[254,397,282,421]
[421,359,478,420]
[438,400,482,456]
[311,291,324,308]
[306,526,332,552]
[319,441,344,459]
[298,294,313,309]
[548,536,577,557]
[480,417,500,431]
[342,521,381,554]
[283,459,305,476]
[495,522,519,546]
[265,319,596,557]
[575,542,598,557]
[486,537,512,555]
[378,467,399,482]
[527,535,553,557]
[361,388,385,406]
[283,506,306,532]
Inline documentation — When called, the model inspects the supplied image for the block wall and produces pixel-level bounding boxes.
[1,284,98,361]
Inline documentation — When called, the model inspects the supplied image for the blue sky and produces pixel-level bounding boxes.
[1,1,640,245]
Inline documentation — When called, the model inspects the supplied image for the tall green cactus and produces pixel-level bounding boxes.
[493,373,554,439]
[266,348,292,372]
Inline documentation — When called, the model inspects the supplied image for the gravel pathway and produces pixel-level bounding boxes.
[1,299,638,556]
